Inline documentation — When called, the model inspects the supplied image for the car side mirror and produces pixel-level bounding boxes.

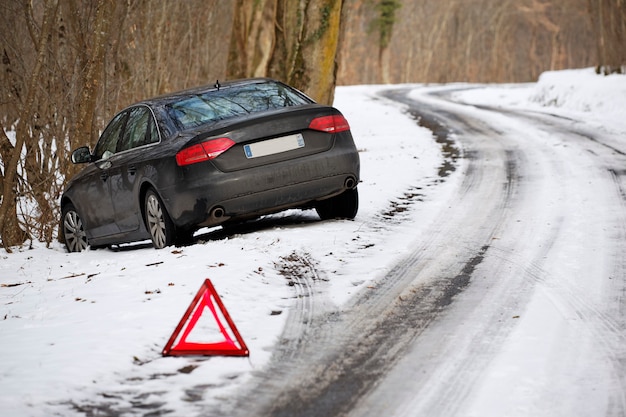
[71,146,92,164]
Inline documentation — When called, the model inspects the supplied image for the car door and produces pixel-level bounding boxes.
[74,111,128,239]
[108,106,160,233]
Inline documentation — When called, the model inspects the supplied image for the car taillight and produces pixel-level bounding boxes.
[176,137,236,166]
[308,114,350,133]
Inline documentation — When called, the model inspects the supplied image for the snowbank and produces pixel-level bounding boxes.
[530,67,626,118]
[453,67,626,133]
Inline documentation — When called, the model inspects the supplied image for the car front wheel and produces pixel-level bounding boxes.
[62,203,89,252]
[315,187,359,220]
[144,189,175,249]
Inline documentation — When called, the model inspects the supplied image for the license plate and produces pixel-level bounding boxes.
[244,133,305,159]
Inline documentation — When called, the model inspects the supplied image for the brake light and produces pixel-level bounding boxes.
[308,114,350,133]
[176,137,236,166]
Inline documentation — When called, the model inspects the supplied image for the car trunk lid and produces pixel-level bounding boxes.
[176,105,350,172]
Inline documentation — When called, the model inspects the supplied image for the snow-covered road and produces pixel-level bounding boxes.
[1,69,625,416]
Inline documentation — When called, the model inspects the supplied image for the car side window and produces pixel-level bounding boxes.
[117,106,159,152]
[93,111,127,161]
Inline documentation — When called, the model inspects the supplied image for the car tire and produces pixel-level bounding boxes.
[62,203,89,252]
[144,189,175,249]
[315,187,359,220]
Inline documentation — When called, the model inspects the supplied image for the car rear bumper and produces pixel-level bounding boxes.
[160,142,360,228]
[199,172,357,226]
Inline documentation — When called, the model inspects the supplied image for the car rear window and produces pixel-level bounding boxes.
[165,81,311,131]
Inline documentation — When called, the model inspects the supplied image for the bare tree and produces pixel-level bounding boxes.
[0,0,59,251]
[336,1,380,84]
[72,0,116,151]
[369,0,401,83]
[588,0,626,73]
[0,1,232,251]
[337,0,598,84]
[120,0,232,103]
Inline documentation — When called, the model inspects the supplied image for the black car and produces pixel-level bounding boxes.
[60,78,360,252]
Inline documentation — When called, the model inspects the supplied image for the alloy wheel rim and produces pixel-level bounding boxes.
[146,194,166,248]
[64,211,88,252]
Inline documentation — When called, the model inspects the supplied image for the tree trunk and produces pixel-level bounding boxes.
[589,0,626,73]
[0,123,26,251]
[74,0,115,149]
[302,0,343,104]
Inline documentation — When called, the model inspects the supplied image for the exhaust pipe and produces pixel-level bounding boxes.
[344,176,356,189]
[200,206,229,227]
[210,206,225,220]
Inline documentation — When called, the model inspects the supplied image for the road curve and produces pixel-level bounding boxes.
[218,86,626,417]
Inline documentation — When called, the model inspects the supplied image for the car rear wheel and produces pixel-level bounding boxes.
[62,203,89,252]
[145,189,175,249]
[315,187,359,220]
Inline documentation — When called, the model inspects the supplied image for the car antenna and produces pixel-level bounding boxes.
[214,80,220,90]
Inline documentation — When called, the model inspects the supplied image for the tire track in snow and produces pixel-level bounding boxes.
[273,251,333,361]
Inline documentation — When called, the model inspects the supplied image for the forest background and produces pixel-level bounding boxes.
[0,0,624,251]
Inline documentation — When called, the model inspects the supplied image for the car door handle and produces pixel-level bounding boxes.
[128,165,137,175]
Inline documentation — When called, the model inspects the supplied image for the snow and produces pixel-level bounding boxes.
[452,67,626,133]
[1,68,625,416]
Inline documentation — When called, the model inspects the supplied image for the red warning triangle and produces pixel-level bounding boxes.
[162,279,249,357]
